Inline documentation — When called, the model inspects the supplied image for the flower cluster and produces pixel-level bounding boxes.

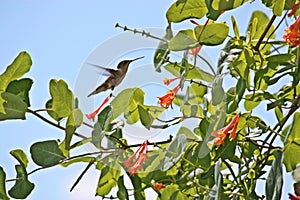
[123,140,149,174]
[211,112,240,146]
[283,16,300,48]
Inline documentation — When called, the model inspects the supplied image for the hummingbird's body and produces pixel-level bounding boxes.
[87,56,144,97]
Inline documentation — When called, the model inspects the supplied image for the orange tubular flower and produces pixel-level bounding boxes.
[289,194,300,200]
[189,46,202,56]
[211,112,240,146]
[123,140,149,175]
[157,84,180,109]
[163,77,180,86]
[153,183,166,191]
[288,2,300,17]
[283,16,300,48]
[85,96,110,122]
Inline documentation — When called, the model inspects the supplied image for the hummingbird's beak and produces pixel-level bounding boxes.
[130,56,145,62]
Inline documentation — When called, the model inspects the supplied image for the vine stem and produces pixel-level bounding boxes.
[5,150,110,182]
[254,14,276,51]
[260,93,300,168]
[5,135,174,183]
[26,108,87,139]
[115,23,167,42]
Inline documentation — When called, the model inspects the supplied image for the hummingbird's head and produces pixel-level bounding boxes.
[117,56,144,69]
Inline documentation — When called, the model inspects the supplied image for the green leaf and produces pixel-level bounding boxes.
[6,78,33,106]
[283,112,300,172]
[164,63,214,82]
[0,51,32,113]
[266,53,295,63]
[45,99,62,122]
[194,22,229,46]
[236,78,246,103]
[96,162,121,196]
[191,142,212,168]
[166,0,208,23]
[271,0,286,16]
[8,165,34,199]
[189,83,207,104]
[211,0,248,11]
[181,104,203,118]
[0,93,27,121]
[214,137,237,160]
[92,106,112,148]
[177,126,198,139]
[266,150,283,200]
[0,167,9,200]
[117,176,129,200]
[49,79,74,119]
[168,29,198,51]
[111,88,142,121]
[154,24,173,72]
[67,108,83,128]
[30,140,65,167]
[60,109,84,154]
[10,149,29,168]
[138,105,152,128]
[111,88,163,127]
[231,16,240,39]
[211,75,225,105]
[138,105,165,129]
[275,106,284,122]
[161,184,189,200]
[162,134,187,171]
[247,11,274,41]
[129,175,145,200]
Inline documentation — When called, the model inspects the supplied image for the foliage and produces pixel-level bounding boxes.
[1,0,300,199]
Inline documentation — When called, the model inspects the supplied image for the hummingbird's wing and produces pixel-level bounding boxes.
[88,63,118,76]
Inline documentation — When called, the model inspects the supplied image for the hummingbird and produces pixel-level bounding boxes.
[87,56,144,97]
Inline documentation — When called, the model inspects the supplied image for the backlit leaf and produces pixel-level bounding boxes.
[168,29,198,51]
[10,149,28,168]
[0,51,32,113]
[162,134,187,171]
[194,22,229,46]
[166,0,208,23]
[0,93,27,121]
[283,112,300,172]
[49,79,74,119]
[96,162,121,196]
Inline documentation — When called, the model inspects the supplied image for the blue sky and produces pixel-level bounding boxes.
[0,1,294,199]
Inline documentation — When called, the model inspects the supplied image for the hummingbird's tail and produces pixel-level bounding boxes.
[87,82,112,97]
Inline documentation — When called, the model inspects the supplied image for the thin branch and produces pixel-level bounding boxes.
[83,121,93,128]
[223,160,239,185]
[27,108,87,139]
[196,54,216,76]
[254,15,277,51]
